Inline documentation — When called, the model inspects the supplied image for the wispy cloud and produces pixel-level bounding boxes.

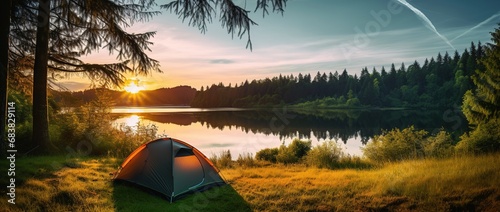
[451,12,500,42]
[57,81,93,91]
[61,1,497,90]
[395,0,455,50]
[210,59,235,64]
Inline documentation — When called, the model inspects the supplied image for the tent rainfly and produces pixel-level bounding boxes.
[113,138,226,202]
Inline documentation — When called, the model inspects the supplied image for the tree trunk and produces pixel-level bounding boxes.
[0,0,12,155]
[32,0,51,154]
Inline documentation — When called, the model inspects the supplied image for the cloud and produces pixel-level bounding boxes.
[210,59,236,64]
[56,81,91,91]
[395,0,455,49]
[59,2,496,91]
[203,143,236,148]
[451,12,500,42]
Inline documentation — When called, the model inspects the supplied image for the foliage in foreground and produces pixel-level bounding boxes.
[363,126,458,163]
[253,139,371,170]
[276,139,312,164]
[461,24,500,126]
[362,123,499,163]
[456,119,500,154]
[210,150,233,169]
[304,141,372,169]
[10,90,159,157]
[2,154,498,211]
[254,139,312,165]
[459,24,500,154]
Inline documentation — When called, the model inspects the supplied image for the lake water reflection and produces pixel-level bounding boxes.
[112,107,467,159]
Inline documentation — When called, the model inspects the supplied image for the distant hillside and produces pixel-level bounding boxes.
[52,86,197,106]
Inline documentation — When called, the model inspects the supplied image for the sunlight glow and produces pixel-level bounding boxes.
[124,115,140,127]
[125,108,145,113]
[124,78,145,94]
[124,82,144,94]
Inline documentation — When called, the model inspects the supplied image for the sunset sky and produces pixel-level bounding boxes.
[60,0,500,91]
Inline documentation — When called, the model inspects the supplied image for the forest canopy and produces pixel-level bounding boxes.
[191,42,484,108]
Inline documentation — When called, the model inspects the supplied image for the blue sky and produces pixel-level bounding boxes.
[61,0,500,91]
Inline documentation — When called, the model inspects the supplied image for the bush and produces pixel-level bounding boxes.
[424,130,454,158]
[47,90,159,157]
[304,141,344,169]
[256,148,279,163]
[276,139,311,164]
[236,153,257,167]
[210,150,233,169]
[456,119,500,154]
[303,141,374,169]
[276,145,299,164]
[7,91,34,152]
[363,126,428,163]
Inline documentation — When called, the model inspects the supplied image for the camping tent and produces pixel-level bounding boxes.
[113,137,226,202]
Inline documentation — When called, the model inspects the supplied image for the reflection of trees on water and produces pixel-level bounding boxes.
[114,109,467,144]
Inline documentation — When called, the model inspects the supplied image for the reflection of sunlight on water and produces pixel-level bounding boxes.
[114,115,141,133]
[126,108,145,113]
[125,115,140,127]
[110,106,246,114]
[111,111,366,159]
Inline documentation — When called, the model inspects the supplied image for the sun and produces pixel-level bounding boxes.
[124,79,145,94]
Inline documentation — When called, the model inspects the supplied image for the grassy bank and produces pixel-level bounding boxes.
[1,154,499,211]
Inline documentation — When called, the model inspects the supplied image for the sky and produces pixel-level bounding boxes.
[59,0,500,91]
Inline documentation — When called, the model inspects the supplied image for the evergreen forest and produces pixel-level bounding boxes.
[191,42,484,108]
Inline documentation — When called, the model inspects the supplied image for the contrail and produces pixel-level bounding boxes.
[396,0,455,49]
[451,12,500,42]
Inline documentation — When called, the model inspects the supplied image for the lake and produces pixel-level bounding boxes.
[111,106,467,159]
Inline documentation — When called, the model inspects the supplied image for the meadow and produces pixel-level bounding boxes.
[1,153,498,211]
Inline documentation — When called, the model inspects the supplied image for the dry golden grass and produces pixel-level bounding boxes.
[1,158,119,212]
[222,154,500,211]
[1,154,498,211]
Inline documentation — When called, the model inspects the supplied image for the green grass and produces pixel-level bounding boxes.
[1,154,499,211]
[0,155,249,212]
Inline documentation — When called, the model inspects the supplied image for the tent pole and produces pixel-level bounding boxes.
[170,138,174,202]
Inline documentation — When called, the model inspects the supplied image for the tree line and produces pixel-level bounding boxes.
[192,42,484,108]
[53,86,196,107]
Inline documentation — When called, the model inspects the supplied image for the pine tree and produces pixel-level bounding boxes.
[7,0,287,153]
[462,25,500,126]
[32,0,52,152]
[162,0,287,51]
[31,0,160,152]
[0,0,12,153]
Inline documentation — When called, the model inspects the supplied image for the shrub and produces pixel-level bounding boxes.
[256,148,279,163]
[363,126,428,163]
[210,150,233,169]
[424,130,454,158]
[47,89,160,157]
[276,144,299,164]
[237,153,256,167]
[276,139,311,164]
[7,91,34,152]
[304,141,344,169]
[304,141,373,169]
[456,119,500,154]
